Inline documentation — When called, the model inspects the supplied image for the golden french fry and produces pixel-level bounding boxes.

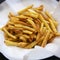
[27,18,37,30]
[19,36,27,42]
[42,27,47,34]
[2,28,16,39]
[38,36,44,46]
[18,5,33,14]
[16,15,28,19]
[5,40,28,48]
[28,9,38,15]
[22,34,30,39]
[25,36,44,49]
[23,30,33,35]
[38,5,44,11]
[4,40,18,46]
[45,11,58,27]
[15,24,35,32]
[41,30,50,47]
[24,11,38,18]
[39,14,52,32]
[40,23,44,31]
[48,18,57,33]
[49,33,54,40]
[18,42,28,48]
[8,12,15,18]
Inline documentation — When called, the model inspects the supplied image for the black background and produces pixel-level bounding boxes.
[0,0,60,60]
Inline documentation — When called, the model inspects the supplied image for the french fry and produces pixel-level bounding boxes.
[39,14,52,32]
[5,40,28,48]
[29,33,35,42]
[19,36,27,42]
[25,36,44,49]
[38,5,44,11]
[42,27,46,34]
[28,9,38,15]
[34,20,41,31]
[18,5,33,14]
[2,28,16,39]
[40,23,44,31]
[27,18,37,30]
[10,17,19,21]
[22,34,30,39]
[48,18,57,33]
[41,30,50,47]
[16,15,28,19]
[18,42,28,48]
[8,12,15,18]
[24,12,38,18]
[15,24,35,32]
[38,36,44,46]
[4,40,18,46]
[23,30,33,35]
[45,11,58,27]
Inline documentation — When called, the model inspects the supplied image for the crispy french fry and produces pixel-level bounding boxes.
[25,36,44,49]
[16,15,28,19]
[19,36,27,42]
[15,24,35,32]
[27,18,37,30]
[48,18,57,32]
[24,12,38,18]
[10,17,19,21]
[42,27,46,34]
[28,9,38,15]
[22,34,30,39]
[4,40,18,46]
[5,40,28,48]
[38,5,44,11]
[18,5,33,14]
[45,11,58,27]
[2,28,16,39]
[8,12,15,18]
[41,30,50,47]
[40,23,44,31]
[18,42,28,48]
[38,36,44,46]
[23,30,33,34]
[39,14,52,32]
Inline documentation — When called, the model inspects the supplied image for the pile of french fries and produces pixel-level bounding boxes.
[1,5,60,49]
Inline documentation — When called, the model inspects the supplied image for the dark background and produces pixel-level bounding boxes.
[0,0,60,60]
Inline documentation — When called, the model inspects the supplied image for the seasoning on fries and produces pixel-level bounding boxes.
[1,5,60,49]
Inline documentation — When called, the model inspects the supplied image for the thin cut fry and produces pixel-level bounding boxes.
[2,28,16,39]
[48,18,57,33]
[40,23,44,31]
[4,40,18,46]
[45,11,58,27]
[23,30,33,34]
[41,30,50,47]
[22,35,30,39]
[39,14,52,32]
[27,18,37,30]
[18,42,28,48]
[24,12,38,18]
[16,15,28,19]
[19,36,27,42]
[18,5,33,14]
[15,24,35,32]
[25,36,44,49]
